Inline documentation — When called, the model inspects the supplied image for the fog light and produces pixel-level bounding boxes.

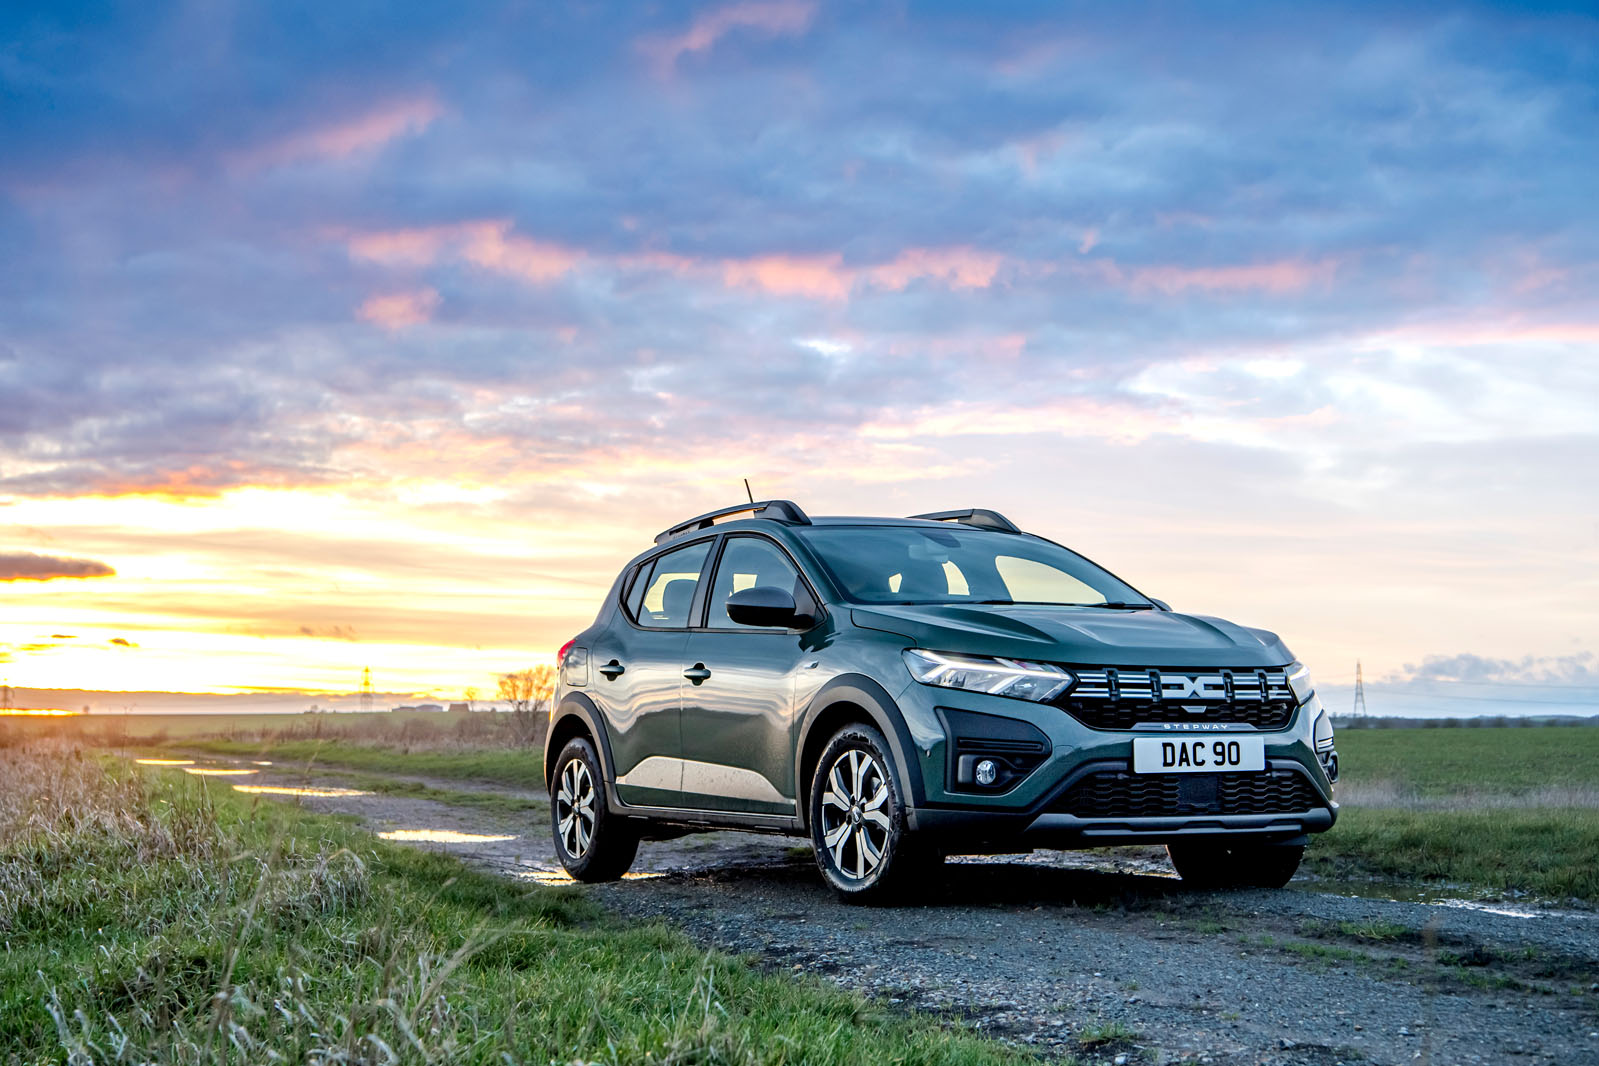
[975,759,999,786]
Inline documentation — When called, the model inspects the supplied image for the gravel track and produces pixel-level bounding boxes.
[184,757,1599,1066]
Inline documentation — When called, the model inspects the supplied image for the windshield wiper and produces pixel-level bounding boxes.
[1077,601,1154,610]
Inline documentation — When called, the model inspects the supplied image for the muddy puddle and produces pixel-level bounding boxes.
[378,829,518,844]
[235,784,372,798]
[1292,876,1576,917]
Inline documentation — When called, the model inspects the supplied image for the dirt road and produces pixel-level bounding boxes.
[174,757,1599,1066]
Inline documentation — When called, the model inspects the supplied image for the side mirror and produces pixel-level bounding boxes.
[1149,598,1172,612]
[726,586,798,628]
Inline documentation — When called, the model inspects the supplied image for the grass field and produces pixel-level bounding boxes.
[0,741,1038,1066]
[1305,727,1599,900]
[12,712,1598,902]
[1332,727,1599,802]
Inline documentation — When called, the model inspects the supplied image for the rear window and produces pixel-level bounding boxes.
[626,539,712,627]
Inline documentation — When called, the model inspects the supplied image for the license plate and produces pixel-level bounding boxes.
[1133,736,1264,773]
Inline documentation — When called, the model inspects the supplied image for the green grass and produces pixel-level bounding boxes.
[1306,806,1599,901]
[1334,727,1599,800]
[179,737,546,790]
[0,743,1034,1065]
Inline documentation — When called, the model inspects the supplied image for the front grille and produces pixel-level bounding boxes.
[1056,769,1322,819]
[1055,666,1296,730]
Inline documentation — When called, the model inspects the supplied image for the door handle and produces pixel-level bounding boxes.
[598,660,626,679]
[683,663,711,683]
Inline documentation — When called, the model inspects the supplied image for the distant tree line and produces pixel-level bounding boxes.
[1331,714,1599,730]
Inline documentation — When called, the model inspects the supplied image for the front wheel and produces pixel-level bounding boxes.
[808,724,930,903]
[550,737,639,882]
[1167,840,1304,889]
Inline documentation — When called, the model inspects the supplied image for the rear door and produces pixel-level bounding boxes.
[679,534,814,814]
[590,538,712,809]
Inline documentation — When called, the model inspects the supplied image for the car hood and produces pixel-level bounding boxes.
[849,603,1293,668]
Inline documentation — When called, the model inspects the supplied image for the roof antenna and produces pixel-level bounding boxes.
[742,478,755,503]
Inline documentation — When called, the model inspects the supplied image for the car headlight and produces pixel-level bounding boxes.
[1286,661,1314,704]
[903,649,1074,702]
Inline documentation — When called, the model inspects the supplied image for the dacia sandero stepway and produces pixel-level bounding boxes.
[546,501,1338,901]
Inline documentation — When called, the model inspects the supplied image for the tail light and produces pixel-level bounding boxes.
[557,638,576,664]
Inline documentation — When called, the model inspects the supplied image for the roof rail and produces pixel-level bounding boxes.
[908,508,1022,534]
[655,500,812,544]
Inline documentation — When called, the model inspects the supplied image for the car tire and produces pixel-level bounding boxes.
[550,737,639,882]
[1167,840,1305,889]
[808,723,927,903]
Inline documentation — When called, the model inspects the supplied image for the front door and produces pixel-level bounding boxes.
[593,537,713,809]
[679,535,812,814]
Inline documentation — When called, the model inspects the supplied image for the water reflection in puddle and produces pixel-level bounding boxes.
[182,767,259,776]
[135,758,195,766]
[235,785,372,798]
[1294,878,1565,918]
[251,761,274,766]
[517,870,666,885]
[377,829,517,844]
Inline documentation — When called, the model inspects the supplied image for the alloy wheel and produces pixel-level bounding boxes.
[818,748,893,881]
[556,757,596,859]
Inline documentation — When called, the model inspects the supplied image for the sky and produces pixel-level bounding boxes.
[2,1,1596,715]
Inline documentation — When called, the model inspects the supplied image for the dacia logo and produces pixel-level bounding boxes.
[1158,673,1228,701]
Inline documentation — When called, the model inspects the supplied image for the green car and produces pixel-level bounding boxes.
[547,500,1338,901]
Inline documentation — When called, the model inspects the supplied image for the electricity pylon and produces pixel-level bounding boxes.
[1352,661,1368,718]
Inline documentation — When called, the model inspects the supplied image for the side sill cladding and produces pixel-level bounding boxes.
[795,674,927,823]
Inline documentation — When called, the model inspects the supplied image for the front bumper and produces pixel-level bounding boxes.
[899,685,1338,847]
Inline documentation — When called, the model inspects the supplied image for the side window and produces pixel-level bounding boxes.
[623,563,649,620]
[708,537,803,628]
[634,540,712,628]
[995,555,1105,604]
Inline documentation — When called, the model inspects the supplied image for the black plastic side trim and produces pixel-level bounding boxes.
[796,674,927,813]
[544,692,617,792]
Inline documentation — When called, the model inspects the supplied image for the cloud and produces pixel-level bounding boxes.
[347,222,581,284]
[639,1,816,74]
[0,552,116,581]
[109,637,138,648]
[1391,652,1599,687]
[1125,258,1340,296]
[358,288,440,329]
[232,96,443,171]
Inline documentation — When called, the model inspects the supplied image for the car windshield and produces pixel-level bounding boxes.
[794,525,1147,606]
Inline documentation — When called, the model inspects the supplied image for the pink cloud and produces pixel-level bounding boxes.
[639,1,816,74]
[236,96,443,170]
[346,221,580,284]
[718,246,1006,301]
[722,253,849,301]
[866,247,1004,291]
[347,228,451,267]
[457,223,580,284]
[1127,258,1338,295]
[358,288,440,330]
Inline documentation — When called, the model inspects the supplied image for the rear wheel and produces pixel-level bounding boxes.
[550,737,639,882]
[1167,840,1304,889]
[809,724,930,903]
